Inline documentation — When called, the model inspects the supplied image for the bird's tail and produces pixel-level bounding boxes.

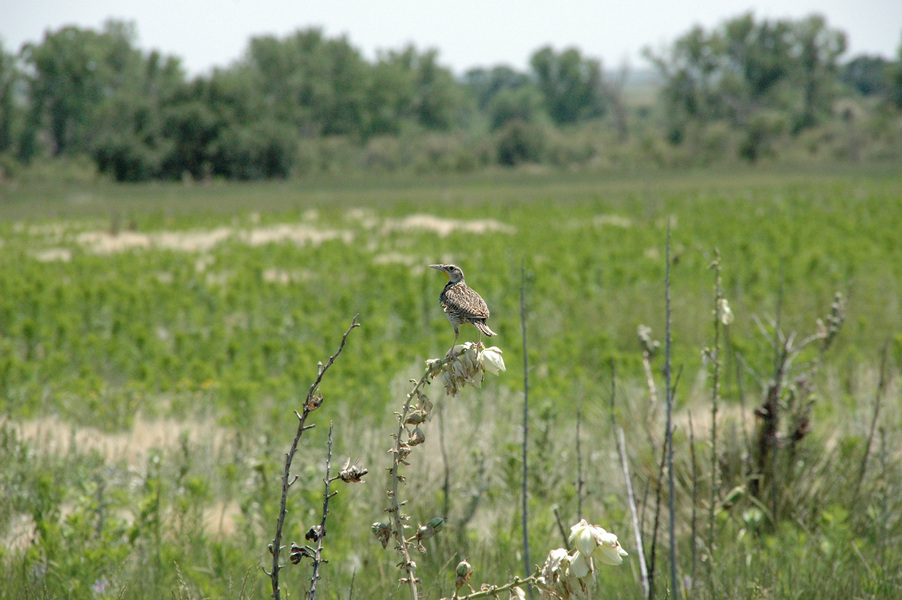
[474,321,496,337]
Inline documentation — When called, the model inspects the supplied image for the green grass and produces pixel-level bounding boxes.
[1,165,901,599]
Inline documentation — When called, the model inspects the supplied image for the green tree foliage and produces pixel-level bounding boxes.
[887,36,902,110]
[462,65,532,111]
[0,40,20,155]
[530,46,607,125]
[21,21,145,157]
[4,16,900,180]
[842,55,890,96]
[647,12,849,155]
[246,29,369,136]
[92,52,185,181]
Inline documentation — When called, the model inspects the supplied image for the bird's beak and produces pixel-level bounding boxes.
[429,264,449,279]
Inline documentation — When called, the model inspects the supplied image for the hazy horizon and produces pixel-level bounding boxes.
[1,0,899,77]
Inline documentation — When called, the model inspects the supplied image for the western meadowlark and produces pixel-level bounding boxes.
[430,264,496,354]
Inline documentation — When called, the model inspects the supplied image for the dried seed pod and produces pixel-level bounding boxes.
[416,517,445,541]
[305,392,324,411]
[455,559,474,588]
[371,521,391,549]
[405,409,428,425]
[408,427,426,447]
[289,542,313,564]
[305,525,323,542]
[339,458,368,483]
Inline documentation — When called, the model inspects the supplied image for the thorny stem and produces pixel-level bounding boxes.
[308,422,337,600]
[269,315,360,600]
[388,349,465,600]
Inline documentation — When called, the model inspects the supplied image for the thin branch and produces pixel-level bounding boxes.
[664,219,679,599]
[856,342,889,496]
[688,412,698,589]
[552,506,570,549]
[707,250,723,587]
[438,402,451,521]
[648,426,669,600]
[520,260,532,583]
[576,405,584,522]
[269,315,360,600]
[308,422,337,600]
[444,575,538,600]
[609,360,650,599]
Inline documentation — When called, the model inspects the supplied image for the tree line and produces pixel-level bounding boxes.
[1,13,901,181]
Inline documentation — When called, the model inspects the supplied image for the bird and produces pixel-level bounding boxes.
[430,263,496,355]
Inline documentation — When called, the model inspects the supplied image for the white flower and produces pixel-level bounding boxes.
[594,529,628,566]
[569,519,597,557]
[478,346,506,375]
[568,519,629,569]
[429,342,504,397]
[717,298,734,325]
[568,550,593,578]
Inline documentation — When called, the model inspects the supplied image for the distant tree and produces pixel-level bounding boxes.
[21,21,144,157]
[246,29,369,136]
[842,55,890,96]
[792,15,847,131]
[92,51,186,181]
[0,40,20,155]
[646,12,848,153]
[462,65,532,110]
[365,53,416,135]
[530,46,606,125]
[487,86,544,130]
[392,46,464,130]
[887,35,902,110]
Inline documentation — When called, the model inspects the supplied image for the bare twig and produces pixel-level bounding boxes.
[552,506,570,549]
[576,405,584,522]
[438,402,452,521]
[688,412,698,589]
[856,342,889,496]
[269,315,360,600]
[707,251,724,585]
[520,260,532,582]
[664,220,678,599]
[307,422,338,600]
[648,427,669,600]
[443,575,538,600]
[609,360,650,599]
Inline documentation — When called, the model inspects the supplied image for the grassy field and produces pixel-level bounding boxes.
[1,166,901,599]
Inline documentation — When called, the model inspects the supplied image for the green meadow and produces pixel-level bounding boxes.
[2,166,901,598]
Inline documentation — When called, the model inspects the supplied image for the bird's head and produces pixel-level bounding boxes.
[430,263,464,283]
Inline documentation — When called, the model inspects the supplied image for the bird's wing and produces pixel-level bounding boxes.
[447,285,490,320]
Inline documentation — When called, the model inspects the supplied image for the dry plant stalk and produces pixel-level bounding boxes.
[267,315,360,600]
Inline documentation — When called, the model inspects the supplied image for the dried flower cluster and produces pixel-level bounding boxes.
[426,343,506,396]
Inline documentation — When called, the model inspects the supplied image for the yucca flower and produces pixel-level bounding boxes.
[569,519,628,567]
[428,342,505,396]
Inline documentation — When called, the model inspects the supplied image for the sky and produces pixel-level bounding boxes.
[1,0,900,76]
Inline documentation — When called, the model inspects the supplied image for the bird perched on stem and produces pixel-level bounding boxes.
[430,264,496,355]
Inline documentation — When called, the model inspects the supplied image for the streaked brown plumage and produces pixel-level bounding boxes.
[430,264,496,353]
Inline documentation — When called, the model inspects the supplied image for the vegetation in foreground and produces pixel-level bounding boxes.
[0,169,901,598]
